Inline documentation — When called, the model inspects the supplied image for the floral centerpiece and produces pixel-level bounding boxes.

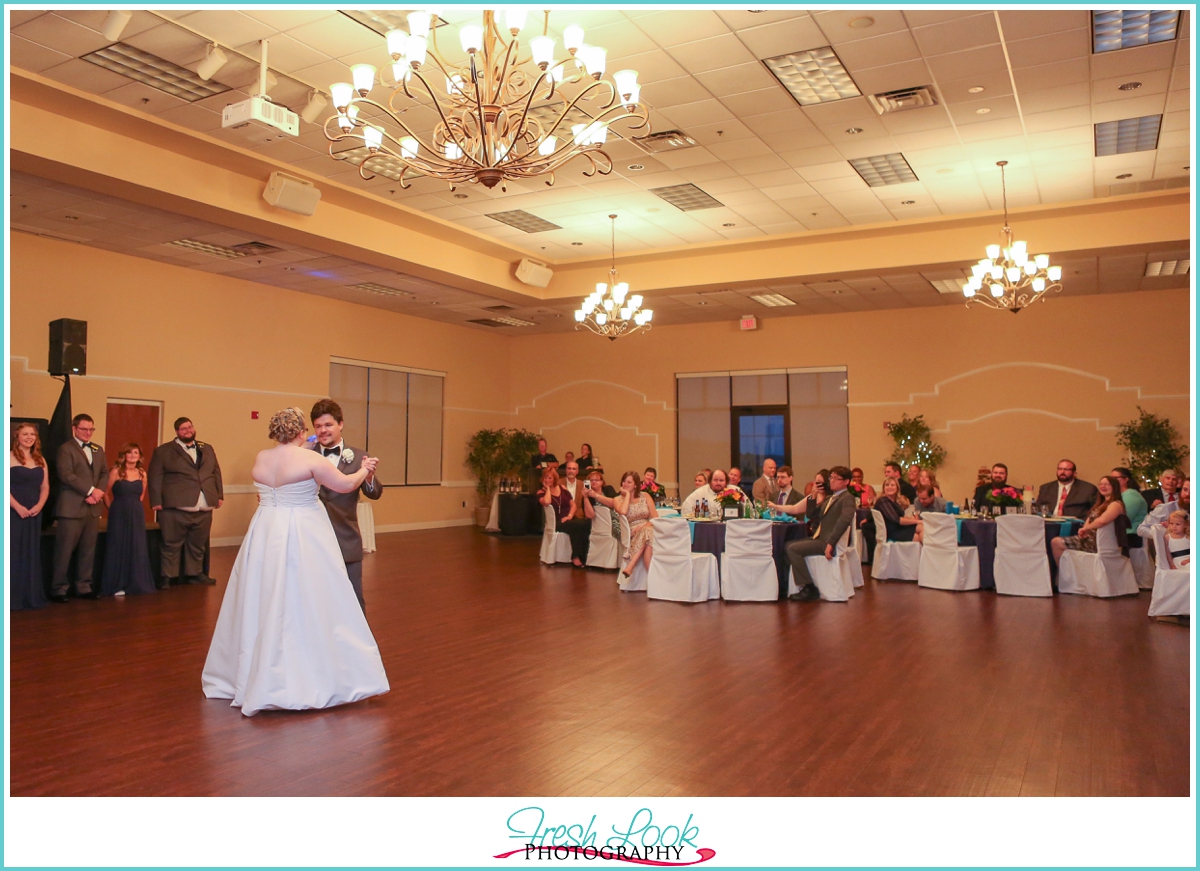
[848,481,867,503]
[641,480,667,503]
[715,487,746,507]
[984,486,1024,507]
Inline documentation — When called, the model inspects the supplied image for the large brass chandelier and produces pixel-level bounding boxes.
[324,10,648,190]
[962,161,1064,313]
[575,215,653,341]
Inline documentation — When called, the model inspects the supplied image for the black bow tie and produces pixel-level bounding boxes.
[181,442,196,450]
[323,447,341,457]
[81,442,95,450]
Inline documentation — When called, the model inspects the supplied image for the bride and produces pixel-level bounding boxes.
[202,407,389,716]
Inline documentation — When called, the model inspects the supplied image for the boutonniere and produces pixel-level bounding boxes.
[341,448,354,464]
[194,441,206,448]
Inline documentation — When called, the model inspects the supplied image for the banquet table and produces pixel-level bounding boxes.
[688,519,808,600]
[956,517,1080,590]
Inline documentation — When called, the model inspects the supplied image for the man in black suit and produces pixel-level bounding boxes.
[1033,459,1098,520]
[786,465,857,602]
[974,463,1010,508]
[774,465,803,506]
[1141,469,1182,511]
[149,417,223,586]
[310,399,381,612]
[51,413,107,601]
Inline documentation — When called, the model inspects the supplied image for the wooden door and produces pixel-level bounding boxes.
[105,400,162,525]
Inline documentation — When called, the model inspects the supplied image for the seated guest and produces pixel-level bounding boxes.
[785,466,857,603]
[917,469,943,499]
[681,470,716,517]
[1141,469,1181,510]
[974,464,1009,508]
[642,466,666,503]
[531,437,558,473]
[850,467,877,508]
[560,461,583,503]
[774,466,802,505]
[906,464,922,494]
[1165,510,1190,568]
[615,471,658,577]
[577,443,596,473]
[907,486,946,516]
[538,468,588,568]
[1034,459,1098,519]
[1139,478,1189,538]
[876,477,923,543]
[703,469,730,518]
[728,467,750,498]
[884,462,917,501]
[1051,476,1126,565]
[582,468,619,513]
[1111,466,1147,535]
[775,470,830,526]
[752,458,779,503]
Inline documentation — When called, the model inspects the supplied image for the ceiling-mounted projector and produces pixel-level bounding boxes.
[220,39,298,138]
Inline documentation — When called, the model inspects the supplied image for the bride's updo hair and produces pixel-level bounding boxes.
[268,407,307,444]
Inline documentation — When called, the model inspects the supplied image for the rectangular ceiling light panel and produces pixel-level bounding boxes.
[1145,259,1190,276]
[485,210,562,233]
[466,317,536,327]
[929,279,966,295]
[763,46,861,106]
[749,293,796,307]
[1094,115,1162,156]
[848,153,919,187]
[336,147,406,181]
[1092,10,1179,53]
[650,183,724,211]
[81,43,230,102]
[352,282,414,297]
[165,239,246,259]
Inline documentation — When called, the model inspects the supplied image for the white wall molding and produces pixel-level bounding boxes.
[848,362,1190,408]
[514,380,675,415]
[932,408,1121,434]
[541,415,660,470]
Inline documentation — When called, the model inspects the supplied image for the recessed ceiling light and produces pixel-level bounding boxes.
[1094,115,1161,156]
[831,290,843,295]
[696,300,709,305]
[936,167,954,175]
[848,16,875,29]
[845,127,863,134]
[900,200,915,205]
[1145,259,1190,276]
[454,193,468,199]
[571,241,583,246]
[1118,81,1143,91]
[1116,173,1133,179]
[848,153,919,187]
[975,107,991,115]
[63,215,79,221]
[967,86,985,94]
[929,278,968,295]
[429,301,440,305]
[763,46,861,106]
[722,222,736,227]
[1092,10,1179,53]
[750,293,796,307]
[627,163,645,171]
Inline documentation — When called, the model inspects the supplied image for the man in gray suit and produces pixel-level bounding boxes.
[774,465,803,506]
[149,417,223,586]
[309,399,382,612]
[786,465,856,602]
[51,413,107,601]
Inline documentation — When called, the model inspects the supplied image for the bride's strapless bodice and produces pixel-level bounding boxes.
[254,478,319,508]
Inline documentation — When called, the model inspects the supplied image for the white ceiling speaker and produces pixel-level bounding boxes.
[515,258,553,288]
[300,90,328,124]
[196,44,227,81]
[263,172,321,216]
[100,10,132,41]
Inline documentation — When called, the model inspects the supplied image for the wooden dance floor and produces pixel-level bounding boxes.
[9,527,1190,796]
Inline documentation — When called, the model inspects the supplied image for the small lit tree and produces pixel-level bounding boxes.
[1116,407,1188,490]
[886,414,947,472]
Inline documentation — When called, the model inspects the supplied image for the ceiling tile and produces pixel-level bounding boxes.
[667,33,756,74]
[850,59,931,96]
[694,62,780,98]
[1018,82,1092,114]
[934,70,1013,105]
[736,16,829,59]
[743,110,823,137]
[646,75,713,108]
[41,58,131,95]
[912,14,1001,57]
[947,95,1020,126]
[996,9,1090,41]
[610,49,688,84]
[1005,30,1091,68]
[813,10,913,43]
[1011,58,1090,93]
[284,13,384,58]
[956,118,1024,143]
[903,10,987,28]
[925,45,1009,81]
[1022,107,1093,134]
[242,10,336,31]
[9,35,71,72]
[878,107,955,135]
[1090,92,1168,124]
[13,13,113,55]
[800,96,878,125]
[783,146,849,168]
[721,87,798,117]
[1090,41,1178,79]
[637,11,730,47]
[235,33,329,75]
[121,22,208,66]
[659,100,736,130]
[586,19,659,59]
[835,30,923,71]
[176,10,278,47]
[103,81,190,115]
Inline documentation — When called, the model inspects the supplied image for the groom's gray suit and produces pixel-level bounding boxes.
[308,441,382,610]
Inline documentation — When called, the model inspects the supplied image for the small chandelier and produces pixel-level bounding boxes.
[962,160,1063,313]
[324,10,648,190]
[575,215,653,341]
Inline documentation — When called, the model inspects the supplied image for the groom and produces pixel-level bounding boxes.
[309,399,382,612]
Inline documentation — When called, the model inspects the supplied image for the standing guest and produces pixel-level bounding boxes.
[615,471,658,577]
[101,443,156,596]
[560,460,583,503]
[641,466,666,503]
[917,469,944,499]
[850,467,877,508]
[1141,469,1181,511]
[974,464,1009,508]
[907,486,947,516]
[785,466,857,602]
[774,466,802,506]
[1034,459,1098,520]
[563,451,576,468]
[1111,467,1148,535]
[877,477,923,542]
[906,464,922,494]
[884,462,917,501]
[681,470,716,517]
[149,417,223,587]
[752,458,779,503]
[1051,476,1126,564]
[1164,511,1190,568]
[1140,478,1190,538]
[308,399,382,612]
[531,438,558,473]
[577,443,596,474]
[51,413,107,602]
[10,423,49,610]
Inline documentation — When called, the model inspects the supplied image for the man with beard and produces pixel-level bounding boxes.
[149,417,223,586]
[974,463,1010,508]
[1033,459,1098,520]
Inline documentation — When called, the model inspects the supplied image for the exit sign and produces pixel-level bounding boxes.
[740,315,758,331]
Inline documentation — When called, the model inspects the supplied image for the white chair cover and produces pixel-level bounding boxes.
[619,515,631,560]
[1148,524,1190,617]
[620,560,649,592]
[585,504,621,569]
[646,517,718,603]
[485,491,500,532]
[788,528,854,602]
[871,508,921,581]
[1058,522,1140,598]
[916,513,979,591]
[1128,538,1155,589]
[356,501,376,553]
[539,504,572,565]
[993,514,1052,597]
[720,520,778,601]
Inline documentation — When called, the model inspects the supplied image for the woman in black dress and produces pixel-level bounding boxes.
[10,423,49,610]
[101,443,156,596]
[877,477,923,543]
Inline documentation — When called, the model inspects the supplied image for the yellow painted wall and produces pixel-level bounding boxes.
[9,232,513,542]
[506,287,1191,501]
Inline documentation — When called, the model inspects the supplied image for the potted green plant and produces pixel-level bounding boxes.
[466,428,508,526]
[503,428,542,492]
[1116,407,1189,490]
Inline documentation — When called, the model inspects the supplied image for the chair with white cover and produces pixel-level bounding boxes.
[1127,536,1155,589]
[616,515,645,591]
[870,509,920,581]
[1058,522,1139,598]
[485,491,501,532]
[539,504,572,565]
[646,517,718,603]
[993,514,1052,597]
[585,504,621,570]
[917,513,979,591]
[787,527,855,602]
[1148,524,1190,618]
[721,520,778,601]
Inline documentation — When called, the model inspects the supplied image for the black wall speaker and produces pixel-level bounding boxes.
[49,318,87,376]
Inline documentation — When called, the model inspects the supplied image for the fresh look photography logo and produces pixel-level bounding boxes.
[494,807,716,865]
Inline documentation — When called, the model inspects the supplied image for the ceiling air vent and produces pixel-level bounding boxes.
[486,210,562,233]
[650,183,724,211]
[351,282,413,297]
[165,239,247,260]
[1145,259,1190,277]
[867,86,938,115]
[484,304,517,312]
[230,241,283,256]
[467,317,536,327]
[633,129,698,153]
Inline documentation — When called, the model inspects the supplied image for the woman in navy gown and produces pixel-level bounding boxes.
[101,443,156,596]
[10,423,49,610]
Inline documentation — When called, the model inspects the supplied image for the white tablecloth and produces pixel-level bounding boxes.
[357,501,376,553]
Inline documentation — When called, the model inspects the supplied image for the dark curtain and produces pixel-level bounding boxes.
[44,374,72,528]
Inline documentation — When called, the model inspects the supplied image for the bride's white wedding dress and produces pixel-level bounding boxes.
[202,479,389,716]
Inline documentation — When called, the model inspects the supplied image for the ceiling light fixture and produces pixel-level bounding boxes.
[1145,259,1190,276]
[1118,81,1143,91]
[763,46,860,106]
[100,10,132,41]
[1092,10,1179,53]
[627,163,645,171]
[750,293,796,307]
[1116,173,1133,179]
[574,214,652,341]
[196,44,228,81]
[961,160,1062,313]
[845,126,862,134]
[975,107,991,114]
[1094,114,1161,156]
[300,89,328,123]
[848,16,875,29]
[324,11,648,190]
[848,152,918,187]
[967,86,985,94]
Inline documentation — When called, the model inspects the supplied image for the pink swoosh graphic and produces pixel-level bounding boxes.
[493,847,716,866]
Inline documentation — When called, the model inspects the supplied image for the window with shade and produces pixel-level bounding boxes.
[677,368,849,486]
[329,359,444,486]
